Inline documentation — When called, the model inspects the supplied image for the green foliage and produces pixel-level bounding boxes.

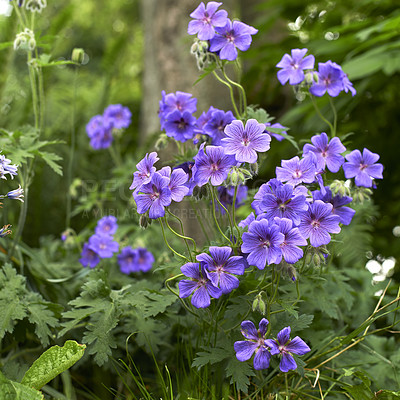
[0,264,59,346]
[0,371,44,400]
[21,340,85,390]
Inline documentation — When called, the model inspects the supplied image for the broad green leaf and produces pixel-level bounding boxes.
[21,341,85,390]
[0,371,44,400]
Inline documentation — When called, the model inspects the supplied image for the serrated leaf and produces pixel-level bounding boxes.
[36,151,63,176]
[82,302,119,366]
[225,356,255,394]
[21,341,85,390]
[192,347,229,369]
[26,300,59,347]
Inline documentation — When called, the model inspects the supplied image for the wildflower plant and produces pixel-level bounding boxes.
[121,2,392,397]
[0,1,398,399]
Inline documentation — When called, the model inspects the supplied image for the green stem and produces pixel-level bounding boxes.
[328,96,337,137]
[221,64,247,117]
[11,1,26,26]
[164,214,194,261]
[213,186,235,241]
[310,95,334,137]
[27,52,39,132]
[210,184,233,245]
[231,185,241,241]
[158,219,189,262]
[190,199,211,244]
[108,143,123,168]
[66,67,79,229]
[212,70,240,119]
[165,275,198,317]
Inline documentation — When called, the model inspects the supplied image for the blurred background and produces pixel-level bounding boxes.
[0,0,399,270]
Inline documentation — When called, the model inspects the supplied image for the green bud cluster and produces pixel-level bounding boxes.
[252,293,266,315]
[190,38,216,70]
[330,180,351,197]
[352,187,373,203]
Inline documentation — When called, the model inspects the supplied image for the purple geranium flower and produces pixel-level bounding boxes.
[264,122,287,142]
[133,172,172,219]
[310,61,344,97]
[298,200,341,247]
[178,262,222,308]
[192,143,235,187]
[0,154,18,179]
[103,104,132,129]
[234,319,271,370]
[274,218,307,264]
[95,216,118,236]
[169,168,190,202]
[209,19,258,61]
[221,119,271,163]
[276,48,315,85]
[276,156,316,186]
[88,233,119,259]
[241,219,284,269]
[313,187,355,225]
[302,132,346,173]
[163,109,197,142]
[343,148,383,188]
[188,2,228,40]
[217,184,248,214]
[86,115,114,150]
[118,246,154,274]
[252,180,308,226]
[197,246,245,294]
[129,152,160,192]
[79,243,100,268]
[159,91,197,129]
[265,327,311,372]
[203,109,235,145]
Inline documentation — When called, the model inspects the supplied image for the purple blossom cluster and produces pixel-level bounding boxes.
[86,104,132,150]
[79,216,120,268]
[234,319,310,372]
[130,152,189,219]
[276,48,356,97]
[179,246,246,308]
[79,215,154,274]
[188,2,258,61]
[239,133,383,269]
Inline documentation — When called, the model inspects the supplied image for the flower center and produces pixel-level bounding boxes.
[241,137,250,146]
[202,12,211,24]
[360,163,367,171]
[210,163,219,172]
[226,32,235,43]
[311,219,320,228]
[100,243,106,250]
[151,190,160,200]
[293,169,303,178]
[178,118,187,130]
[261,239,271,248]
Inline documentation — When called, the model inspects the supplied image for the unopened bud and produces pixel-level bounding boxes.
[139,214,151,229]
[155,134,168,151]
[305,251,312,265]
[72,48,85,64]
[249,162,259,176]
[252,294,266,315]
[312,253,321,267]
[193,185,208,200]
[190,42,199,54]
[352,187,373,203]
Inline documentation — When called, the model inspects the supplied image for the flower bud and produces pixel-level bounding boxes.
[249,162,258,176]
[305,251,312,265]
[312,253,321,267]
[190,42,199,54]
[72,48,85,64]
[139,214,151,229]
[252,293,266,315]
[193,185,208,200]
[155,134,168,151]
